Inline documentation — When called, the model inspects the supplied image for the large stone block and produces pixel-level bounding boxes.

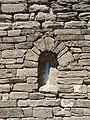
[1,3,27,13]
[8,29,21,36]
[10,92,28,99]
[61,99,75,107]
[76,99,90,108]
[65,21,87,29]
[29,99,60,107]
[2,49,26,58]
[0,100,16,107]
[22,107,33,117]
[13,21,40,29]
[14,14,29,21]
[54,29,81,35]
[0,84,10,92]
[17,68,38,77]
[13,83,38,92]
[29,92,44,100]
[0,23,12,30]
[0,44,14,50]
[71,108,83,116]
[0,108,23,118]
[29,4,49,12]
[42,21,64,29]
[3,36,26,43]
[33,107,53,118]
[28,0,48,4]
[57,70,88,77]
[0,0,26,3]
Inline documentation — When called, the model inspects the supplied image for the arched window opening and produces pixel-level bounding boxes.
[38,51,58,88]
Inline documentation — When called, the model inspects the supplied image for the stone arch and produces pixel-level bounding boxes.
[24,36,74,88]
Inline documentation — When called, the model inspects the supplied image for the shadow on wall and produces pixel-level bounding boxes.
[38,51,59,88]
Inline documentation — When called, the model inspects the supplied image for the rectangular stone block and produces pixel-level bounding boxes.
[57,70,88,78]
[0,100,16,107]
[71,108,83,116]
[1,0,26,3]
[0,23,12,30]
[22,107,33,117]
[29,99,60,107]
[14,14,29,21]
[0,30,7,36]
[76,99,90,108]
[13,83,38,92]
[33,107,53,118]
[1,3,27,13]
[18,99,30,107]
[0,59,16,65]
[8,29,21,36]
[0,44,14,50]
[63,117,90,120]
[29,93,44,100]
[3,36,26,43]
[2,49,26,58]
[0,84,10,92]
[54,29,81,35]
[0,108,23,118]
[57,77,83,85]
[84,109,90,116]
[74,85,87,93]
[17,68,38,77]
[56,34,84,41]
[10,92,28,99]
[61,99,75,107]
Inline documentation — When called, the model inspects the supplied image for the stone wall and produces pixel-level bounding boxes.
[1,0,90,119]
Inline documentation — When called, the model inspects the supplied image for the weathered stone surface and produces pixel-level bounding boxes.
[28,0,48,4]
[10,92,28,99]
[13,21,40,29]
[0,108,23,118]
[34,38,46,51]
[0,0,26,3]
[57,78,83,85]
[83,109,90,116]
[13,83,38,92]
[29,92,44,100]
[0,84,10,92]
[71,108,83,116]
[57,70,88,77]
[25,49,39,61]
[0,44,14,50]
[14,14,29,21]
[58,85,74,93]
[54,29,81,35]
[27,77,38,83]
[74,85,87,93]
[79,12,90,21]
[33,107,53,118]
[63,117,90,120]
[29,99,60,107]
[61,99,75,107]
[0,14,12,22]
[1,3,27,13]
[15,42,33,49]
[65,21,87,29]
[24,60,38,68]
[0,100,16,107]
[42,21,64,29]
[75,99,90,108]
[39,84,58,94]
[3,36,26,43]
[73,3,90,11]
[2,50,26,58]
[18,99,30,107]
[57,12,77,22]
[58,51,74,66]
[8,29,21,36]
[0,23,12,30]
[23,107,33,117]
[29,4,49,13]
[56,34,84,41]
[45,37,54,51]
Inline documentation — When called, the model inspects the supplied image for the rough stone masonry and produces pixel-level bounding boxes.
[1,0,90,120]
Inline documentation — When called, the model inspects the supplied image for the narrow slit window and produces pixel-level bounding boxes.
[38,51,58,87]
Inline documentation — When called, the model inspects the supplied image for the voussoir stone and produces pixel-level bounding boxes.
[58,51,74,66]
[25,49,39,61]
[1,3,27,13]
